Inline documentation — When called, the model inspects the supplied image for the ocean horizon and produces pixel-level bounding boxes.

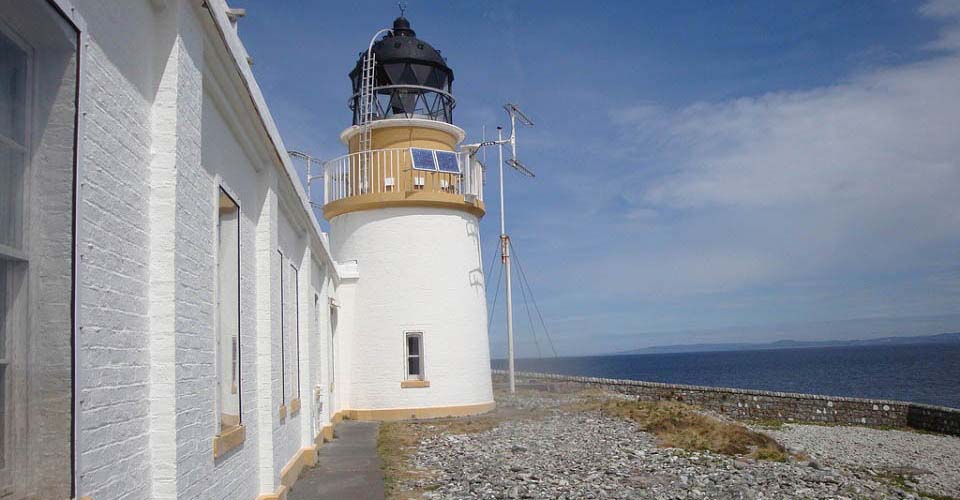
[492,343,960,409]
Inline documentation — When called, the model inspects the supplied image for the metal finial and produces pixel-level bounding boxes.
[398,2,407,16]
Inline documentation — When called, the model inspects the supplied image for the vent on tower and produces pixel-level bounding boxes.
[348,16,455,125]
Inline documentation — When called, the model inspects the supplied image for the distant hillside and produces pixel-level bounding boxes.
[619,332,960,355]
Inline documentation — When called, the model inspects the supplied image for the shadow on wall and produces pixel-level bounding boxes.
[465,215,485,290]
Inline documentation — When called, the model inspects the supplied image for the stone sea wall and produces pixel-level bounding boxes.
[492,370,960,436]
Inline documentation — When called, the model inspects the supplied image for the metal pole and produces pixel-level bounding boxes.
[306,156,312,203]
[497,126,515,394]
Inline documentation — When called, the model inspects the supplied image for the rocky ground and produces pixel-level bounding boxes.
[381,389,960,500]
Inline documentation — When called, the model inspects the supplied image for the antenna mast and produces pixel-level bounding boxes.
[468,103,535,393]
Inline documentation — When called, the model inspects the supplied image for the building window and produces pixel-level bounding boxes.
[0,23,29,478]
[329,304,337,387]
[0,2,77,495]
[278,250,286,407]
[216,189,240,431]
[405,332,424,380]
[290,263,300,403]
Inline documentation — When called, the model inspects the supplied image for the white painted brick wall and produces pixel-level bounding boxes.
[330,207,494,411]
[74,0,159,497]
[66,1,341,498]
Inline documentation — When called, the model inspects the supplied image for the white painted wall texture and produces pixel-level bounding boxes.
[19,0,493,497]
[330,207,494,411]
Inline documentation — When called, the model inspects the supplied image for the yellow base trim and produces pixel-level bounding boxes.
[255,484,287,500]
[212,424,246,459]
[400,380,431,388]
[281,445,317,487]
[324,424,335,440]
[256,445,316,500]
[345,401,495,421]
[278,404,287,421]
[290,398,301,416]
[323,191,485,219]
[331,410,347,423]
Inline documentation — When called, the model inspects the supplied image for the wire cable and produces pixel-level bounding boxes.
[516,262,543,358]
[510,240,559,358]
[487,260,504,327]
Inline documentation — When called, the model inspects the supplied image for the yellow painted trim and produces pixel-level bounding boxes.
[278,404,287,421]
[280,446,318,488]
[323,191,485,219]
[340,118,466,146]
[255,485,287,500]
[331,410,347,423]
[289,398,301,416]
[212,424,246,459]
[400,380,431,389]
[322,424,334,442]
[255,445,316,500]
[345,401,495,421]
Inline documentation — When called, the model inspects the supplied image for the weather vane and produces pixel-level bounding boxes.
[398,2,407,17]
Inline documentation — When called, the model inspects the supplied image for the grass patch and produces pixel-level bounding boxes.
[750,419,785,430]
[568,399,788,461]
[378,421,427,500]
[875,471,959,500]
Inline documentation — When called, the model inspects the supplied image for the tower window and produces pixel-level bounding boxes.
[405,332,424,380]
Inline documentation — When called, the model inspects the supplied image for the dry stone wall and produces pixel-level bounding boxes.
[493,370,960,436]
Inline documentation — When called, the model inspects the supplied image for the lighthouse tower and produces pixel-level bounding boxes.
[324,16,494,419]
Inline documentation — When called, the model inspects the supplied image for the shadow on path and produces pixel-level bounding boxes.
[288,421,385,500]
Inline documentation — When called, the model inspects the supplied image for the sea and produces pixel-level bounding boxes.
[491,344,960,409]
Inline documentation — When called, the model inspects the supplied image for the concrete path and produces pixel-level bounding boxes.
[287,421,386,500]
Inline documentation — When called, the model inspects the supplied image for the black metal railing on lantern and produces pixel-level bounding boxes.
[349,85,455,125]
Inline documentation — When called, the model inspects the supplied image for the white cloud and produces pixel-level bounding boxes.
[602,3,960,295]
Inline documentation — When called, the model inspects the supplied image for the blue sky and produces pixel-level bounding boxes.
[232,0,960,356]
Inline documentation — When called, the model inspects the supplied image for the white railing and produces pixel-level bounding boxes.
[323,148,484,206]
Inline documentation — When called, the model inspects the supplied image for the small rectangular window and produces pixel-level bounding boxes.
[217,189,240,431]
[405,332,424,380]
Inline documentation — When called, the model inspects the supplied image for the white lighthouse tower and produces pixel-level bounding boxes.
[323,16,494,419]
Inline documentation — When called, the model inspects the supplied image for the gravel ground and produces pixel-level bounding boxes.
[393,390,960,499]
[762,424,960,498]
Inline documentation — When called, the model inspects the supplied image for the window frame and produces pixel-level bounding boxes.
[289,262,301,406]
[214,187,241,432]
[404,332,424,381]
[278,249,286,409]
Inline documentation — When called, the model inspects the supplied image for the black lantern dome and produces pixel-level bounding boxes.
[349,16,455,125]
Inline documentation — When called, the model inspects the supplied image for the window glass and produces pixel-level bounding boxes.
[0,262,9,469]
[406,333,423,380]
[278,251,286,405]
[407,335,419,356]
[290,263,300,401]
[0,27,26,251]
[0,30,26,146]
[0,146,24,249]
[217,190,240,431]
[0,2,77,496]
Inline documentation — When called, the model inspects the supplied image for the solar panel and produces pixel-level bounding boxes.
[435,151,460,173]
[410,148,437,171]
